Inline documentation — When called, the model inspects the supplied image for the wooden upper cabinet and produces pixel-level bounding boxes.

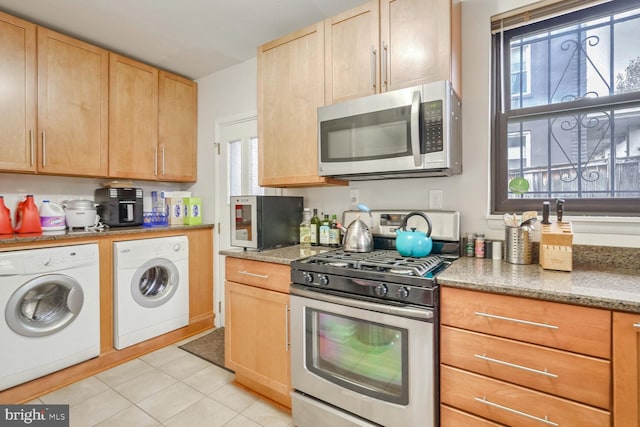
[0,12,36,173]
[324,0,380,103]
[108,53,159,180]
[37,28,109,177]
[325,0,462,104]
[258,22,346,188]
[158,71,197,182]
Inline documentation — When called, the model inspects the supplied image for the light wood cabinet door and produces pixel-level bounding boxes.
[158,71,197,182]
[324,0,379,104]
[381,0,461,94]
[224,280,291,408]
[258,22,346,188]
[613,311,640,426]
[37,28,109,177]
[109,53,158,180]
[0,12,36,173]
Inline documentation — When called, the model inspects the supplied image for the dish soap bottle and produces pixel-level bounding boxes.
[300,208,312,247]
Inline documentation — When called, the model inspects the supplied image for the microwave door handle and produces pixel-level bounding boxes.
[411,90,422,166]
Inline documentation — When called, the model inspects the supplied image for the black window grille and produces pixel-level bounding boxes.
[492,0,640,216]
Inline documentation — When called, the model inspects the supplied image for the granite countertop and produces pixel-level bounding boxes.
[222,244,640,314]
[438,257,640,313]
[219,245,330,265]
[0,223,214,245]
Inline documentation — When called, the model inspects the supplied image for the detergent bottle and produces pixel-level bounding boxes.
[39,200,67,231]
[14,195,42,234]
[0,196,12,235]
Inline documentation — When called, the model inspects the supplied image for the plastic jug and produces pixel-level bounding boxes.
[0,196,12,235]
[39,200,66,231]
[15,195,42,234]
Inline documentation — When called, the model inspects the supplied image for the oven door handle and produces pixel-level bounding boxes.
[291,285,433,321]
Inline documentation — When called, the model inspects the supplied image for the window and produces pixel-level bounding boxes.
[492,0,640,215]
[228,136,263,197]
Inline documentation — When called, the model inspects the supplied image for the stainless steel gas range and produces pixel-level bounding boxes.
[289,210,460,427]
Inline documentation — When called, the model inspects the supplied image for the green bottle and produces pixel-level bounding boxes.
[310,208,320,246]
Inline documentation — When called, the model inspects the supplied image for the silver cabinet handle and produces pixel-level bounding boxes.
[474,312,559,329]
[370,46,377,91]
[475,397,558,426]
[285,304,290,352]
[382,41,388,90]
[238,271,269,279]
[41,131,46,167]
[633,322,640,329]
[154,148,158,176]
[29,130,34,166]
[161,145,166,176]
[474,353,558,378]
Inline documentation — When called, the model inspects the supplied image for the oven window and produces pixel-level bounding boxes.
[305,309,409,405]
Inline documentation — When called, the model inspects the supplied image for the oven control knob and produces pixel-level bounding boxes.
[304,273,314,284]
[319,275,329,286]
[396,287,410,300]
[375,284,388,297]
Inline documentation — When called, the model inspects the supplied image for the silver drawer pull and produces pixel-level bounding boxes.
[474,353,558,378]
[238,271,269,279]
[474,312,559,329]
[633,322,640,329]
[475,397,559,426]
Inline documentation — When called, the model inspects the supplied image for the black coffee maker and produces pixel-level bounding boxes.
[95,188,143,227]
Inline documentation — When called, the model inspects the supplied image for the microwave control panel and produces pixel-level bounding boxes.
[421,100,443,153]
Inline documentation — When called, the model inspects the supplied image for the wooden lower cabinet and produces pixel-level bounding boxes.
[440,287,612,426]
[0,227,214,404]
[224,257,291,408]
[613,311,640,426]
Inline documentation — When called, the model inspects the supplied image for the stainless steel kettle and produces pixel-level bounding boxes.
[340,216,373,252]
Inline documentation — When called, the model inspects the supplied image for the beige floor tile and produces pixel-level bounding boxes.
[68,389,131,427]
[210,383,258,413]
[174,328,216,347]
[242,399,293,427]
[96,358,155,388]
[113,367,177,403]
[137,381,205,422]
[164,396,238,427]
[140,345,188,368]
[94,405,161,427]
[157,351,213,380]
[223,414,262,427]
[182,364,235,395]
[40,376,109,405]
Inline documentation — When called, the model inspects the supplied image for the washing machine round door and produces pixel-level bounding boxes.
[5,275,84,337]
[131,258,179,308]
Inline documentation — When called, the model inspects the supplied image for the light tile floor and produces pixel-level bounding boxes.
[29,331,293,427]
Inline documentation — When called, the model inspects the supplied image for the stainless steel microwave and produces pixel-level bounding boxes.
[230,195,303,250]
[318,80,462,180]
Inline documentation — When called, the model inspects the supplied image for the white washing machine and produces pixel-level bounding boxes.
[113,235,189,350]
[0,244,100,391]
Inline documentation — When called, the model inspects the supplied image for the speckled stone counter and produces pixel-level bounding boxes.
[438,257,640,313]
[0,223,214,246]
[219,245,330,265]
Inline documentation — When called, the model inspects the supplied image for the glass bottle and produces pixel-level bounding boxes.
[310,208,320,246]
[319,214,331,246]
[329,214,341,248]
[299,208,312,247]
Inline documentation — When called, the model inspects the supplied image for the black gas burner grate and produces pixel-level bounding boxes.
[305,250,445,277]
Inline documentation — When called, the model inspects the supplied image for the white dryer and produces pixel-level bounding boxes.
[113,235,189,350]
[0,244,100,391]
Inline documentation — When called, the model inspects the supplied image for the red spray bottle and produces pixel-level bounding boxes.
[14,195,42,234]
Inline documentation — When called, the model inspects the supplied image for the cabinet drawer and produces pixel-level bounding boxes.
[441,405,505,426]
[441,326,610,409]
[441,365,611,427]
[441,287,611,358]
[225,257,290,293]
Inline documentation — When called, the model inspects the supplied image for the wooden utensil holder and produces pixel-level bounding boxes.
[540,221,573,271]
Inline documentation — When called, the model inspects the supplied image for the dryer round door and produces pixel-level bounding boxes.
[5,274,84,337]
[131,258,180,308]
